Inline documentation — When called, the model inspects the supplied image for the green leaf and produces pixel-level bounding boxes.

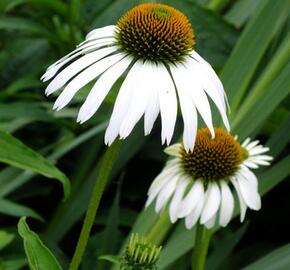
[0,130,70,199]
[0,230,15,250]
[18,217,63,270]
[0,199,43,221]
[232,62,290,138]
[242,243,290,270]
[221,0,289,112]
[224,0,264,27]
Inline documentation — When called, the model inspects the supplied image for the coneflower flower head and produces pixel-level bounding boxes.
[146,128,273,229]
[42,3,229,151]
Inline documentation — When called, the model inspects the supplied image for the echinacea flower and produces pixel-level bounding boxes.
[146,128,273,229]
[41,3,229,151]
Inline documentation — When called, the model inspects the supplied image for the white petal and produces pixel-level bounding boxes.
[85,25,116,40]
[219,181,234,227]
[204,213,216,229]
[144,65,160,135]
[185,197,204,229]
[231,178,247,222]
[243,161,259,169]
[171,65,198,151]
[45,46,118,95]
[53,53,124,111]
[157,65,177,145]
[242,138,251,147]
[246,140,260,151]
[169,177,189,223]
[171,61,215,139]
[147,160,180,196]
[155,175,179,213]
[188,58,229,131]
[237,176,261,210]
[104,61,143,145]
[240,165,258,189]
[42,38,115,82]
[200,182,221,224]
[119,62,156,139]
[77,55,132,123]
[190,50,229,113]
[249,146,270,156]
[178,179,204,218]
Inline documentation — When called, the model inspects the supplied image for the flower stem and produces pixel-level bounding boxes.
[68,140,121,270]
[145,209,172,246]
[192,224,212,270]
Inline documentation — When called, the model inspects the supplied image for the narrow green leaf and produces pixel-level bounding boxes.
[221,0,289,112]
[18,217,62,270]
[0,130,70,199]
[242,243,290,270]
[232,62,290,138]
[224,0,263,27]
[0,199,43,221]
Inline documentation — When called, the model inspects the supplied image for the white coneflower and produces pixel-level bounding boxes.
[41,3,229,150]
[146,128,273,229]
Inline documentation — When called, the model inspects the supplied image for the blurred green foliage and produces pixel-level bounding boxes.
[0,0,289,269]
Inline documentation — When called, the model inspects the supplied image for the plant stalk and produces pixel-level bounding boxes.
[145,209,172,246]
[192,224,212,270]
[68,140,121,270]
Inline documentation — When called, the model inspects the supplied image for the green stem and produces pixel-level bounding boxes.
[192,224,212,270]
[145,210,172,246]
[68,140,121,270]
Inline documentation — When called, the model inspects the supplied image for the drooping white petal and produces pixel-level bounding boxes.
[177,179,204,218]
[171,64,198,151]
[45,46,118,95]
[239,165,258,189]
[164,144,181,157]
[85,25,116,41]
[200,182,221,224]
[157,65,177,145]
[42,38,115,82]
[187,57,229,131]
[219,181,234,227]
[171,60,215,139]
[53,53,124,111]
[144,65,160,135]
[185,197,204,229]
[237,176,261,210]
[147,160,180,196]
[169,177,189,223]
[204,213,216,229]
[77,55,132,123]
[190,50,229,113]
[119,62,157,139]
[155,175,179,213]
[231,178,247,222]
[104,61,143,145]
